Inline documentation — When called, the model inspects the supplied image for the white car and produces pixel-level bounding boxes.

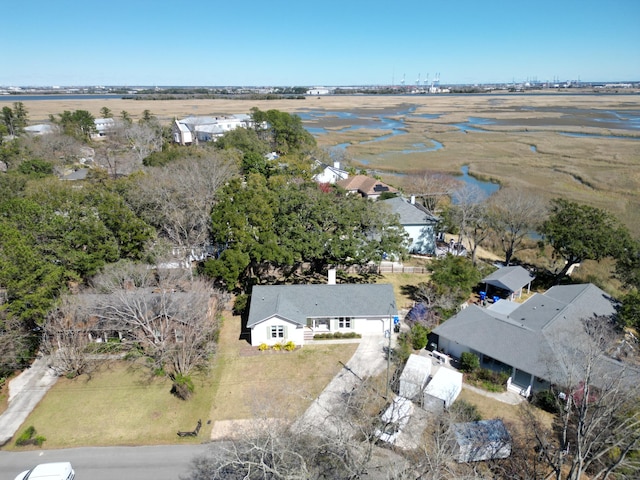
[14,462,75,480]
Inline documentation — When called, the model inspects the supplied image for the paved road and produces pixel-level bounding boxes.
[0,356,59,446]
[0,444,214,480]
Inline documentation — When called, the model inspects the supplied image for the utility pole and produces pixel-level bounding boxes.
[385,325,391,399]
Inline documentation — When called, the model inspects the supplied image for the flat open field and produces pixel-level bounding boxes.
[3,93,640,234]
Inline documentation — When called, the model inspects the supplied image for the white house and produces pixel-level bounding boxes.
[93,117,116,137]
[313,160,349,184]
[399,354,432,401]
[246,283,397,347]
[172,114,253,144]
[24,124,56,135]
[381,196,439,255]
[306,87,331,95]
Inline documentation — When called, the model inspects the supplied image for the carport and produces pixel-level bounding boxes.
[481,265,534,301]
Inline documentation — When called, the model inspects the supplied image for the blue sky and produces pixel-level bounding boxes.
[3,0,639,86]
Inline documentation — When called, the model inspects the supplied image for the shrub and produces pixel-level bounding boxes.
[283,341,296,351]
[171,373,194,400]
[532,390,560,414]
[272,343,283,351]
[258,343,269,351]
[410,324,429,350]
[460,352,480,373]
[451,400,482,422]
[15,426,46,447]
[233,294,249,315]
[313,332,361,340]
[393,332,413,364]
[86,339,126,354]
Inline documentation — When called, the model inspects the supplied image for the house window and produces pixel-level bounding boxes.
[338,317,352,329]
[175,329,184,343]
[270,325,284,339]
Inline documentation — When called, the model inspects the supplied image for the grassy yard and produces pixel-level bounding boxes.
[5,312,357,450]
[457,388,554,434]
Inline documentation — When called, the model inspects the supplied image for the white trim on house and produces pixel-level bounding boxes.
[249,315,304,347]
[247,284,397,346]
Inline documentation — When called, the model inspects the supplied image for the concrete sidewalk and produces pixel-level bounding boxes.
[0,356,58,446]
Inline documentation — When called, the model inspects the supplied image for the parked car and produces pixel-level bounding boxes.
[14,462,75,480]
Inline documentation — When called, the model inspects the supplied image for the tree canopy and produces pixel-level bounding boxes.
[541,198,631,279]
[50,109,97,141]
[250,107,316,156]
[204,176,407,291]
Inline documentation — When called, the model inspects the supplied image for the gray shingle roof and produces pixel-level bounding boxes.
[381,197,438,226]
[247,284,397,328]
[481,265,534,293]
[433,284,624,384]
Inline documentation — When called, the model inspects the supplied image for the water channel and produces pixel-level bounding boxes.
[301,104,640,195]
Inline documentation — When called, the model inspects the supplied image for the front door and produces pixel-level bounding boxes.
[315,318,330,331]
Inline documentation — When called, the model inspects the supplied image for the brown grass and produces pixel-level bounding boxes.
[208,312,358,421]
[457,387,554,432]
[4,312,357,449]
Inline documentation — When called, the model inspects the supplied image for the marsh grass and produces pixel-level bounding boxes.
[9,95,639,237]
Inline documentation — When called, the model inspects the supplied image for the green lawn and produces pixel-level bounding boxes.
[5,313,357,450]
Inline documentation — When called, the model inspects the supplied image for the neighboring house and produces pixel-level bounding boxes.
[432,283,633,397]
[246,283,397,346]
[481,265,535,301]
[24,123,56,135]
[172,120,193,145]
[306,87,331,95]
[399,354,432,401]
[453,419,511,463]
[337,175,398,200]
[381,196,439,255]
[172,114,253,144]
[93,117,116,137]
[313,160,349,184]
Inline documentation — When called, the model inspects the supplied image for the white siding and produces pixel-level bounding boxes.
[399,354,432,401]
[352,317,389,334]
[423,367,463,408]
[438,338,466,359]
[250,315,304,347]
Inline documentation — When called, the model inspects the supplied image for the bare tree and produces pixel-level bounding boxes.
[90,262,223,396]
[42,295,95,378]
[93,118,163,177]
[125,153,238,250]
[404,170,463,214]
[123,121,163,165]
[451,184,490,266]
[487,188,546,265]
[533,315,640,480]
[185,376,421,479]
